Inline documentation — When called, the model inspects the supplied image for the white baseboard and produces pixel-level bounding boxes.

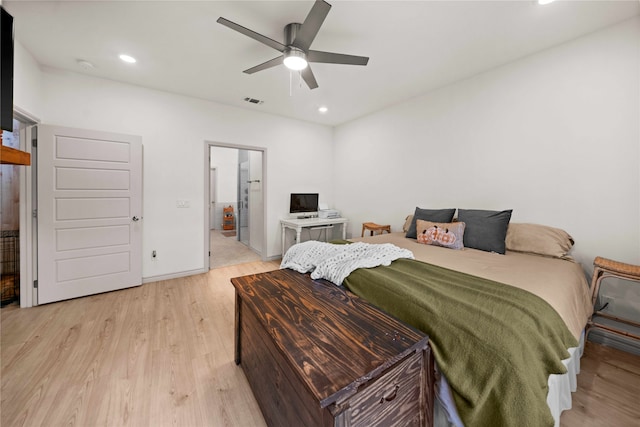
[142,268,207,284]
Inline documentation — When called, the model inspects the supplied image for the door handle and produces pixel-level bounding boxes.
[132,216,140,222]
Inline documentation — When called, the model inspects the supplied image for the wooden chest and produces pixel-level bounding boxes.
[231,269,434,427]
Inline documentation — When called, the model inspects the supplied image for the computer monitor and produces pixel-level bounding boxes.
[289,193,319,217]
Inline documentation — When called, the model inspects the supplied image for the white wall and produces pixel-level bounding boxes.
[210,146,238,205]
[18,67,333,279]
[13,41,43,119]
[334,17,640,271]
[209,146,238,231]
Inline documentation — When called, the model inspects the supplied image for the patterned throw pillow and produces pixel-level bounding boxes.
[416,220,465,250]
[405,208,457,239]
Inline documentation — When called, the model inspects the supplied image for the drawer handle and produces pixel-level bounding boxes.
[379,385,399,404]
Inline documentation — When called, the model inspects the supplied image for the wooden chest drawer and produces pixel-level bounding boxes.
[347,351,423,427]
[231,269,434,427]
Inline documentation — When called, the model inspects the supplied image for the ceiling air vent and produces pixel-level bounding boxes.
[243,97,264,105]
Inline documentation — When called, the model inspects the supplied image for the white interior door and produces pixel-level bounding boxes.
[37,125,142,304]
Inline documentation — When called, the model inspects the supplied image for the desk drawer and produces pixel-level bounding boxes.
[348,351,423,427]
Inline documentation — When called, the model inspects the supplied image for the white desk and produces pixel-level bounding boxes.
[280,217,349,255]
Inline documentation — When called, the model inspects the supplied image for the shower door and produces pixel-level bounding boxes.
[238,157,250,246]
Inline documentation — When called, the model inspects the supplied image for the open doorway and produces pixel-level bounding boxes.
[1,118,21,307]
[4,109,39,309]
[205,143,265,269]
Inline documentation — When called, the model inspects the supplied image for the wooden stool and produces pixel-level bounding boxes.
[586,256,640,342]
[361,222,391,237]
[223,205,235,230]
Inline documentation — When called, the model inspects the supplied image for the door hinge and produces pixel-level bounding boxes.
[209,251,211,256]
[32,209,37,218]
[31,126,38,147]
[33,280,38,289]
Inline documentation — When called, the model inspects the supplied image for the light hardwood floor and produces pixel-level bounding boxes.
[2,260,639,427]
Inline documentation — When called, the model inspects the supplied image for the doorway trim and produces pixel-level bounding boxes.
[209,167,217,231]
[15,106,40,308]
[203,141,267,270]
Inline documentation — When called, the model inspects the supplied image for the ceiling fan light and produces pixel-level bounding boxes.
[283,48,308,71]
[119,54,137,63]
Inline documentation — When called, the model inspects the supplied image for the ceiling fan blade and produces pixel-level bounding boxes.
[243,56,284,74]
[308,50,369,66]
[301,66,319,90]
[217,17,286,52]
[292,0,332,51]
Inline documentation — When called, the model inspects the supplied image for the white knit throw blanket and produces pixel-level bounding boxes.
[280,241,414,286]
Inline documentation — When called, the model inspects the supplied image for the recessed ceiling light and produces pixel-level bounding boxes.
[318,106,328,114]
[537,0,555,5]
[119,54,137,63]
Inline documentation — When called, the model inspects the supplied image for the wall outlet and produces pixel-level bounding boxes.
[176,200,190,208]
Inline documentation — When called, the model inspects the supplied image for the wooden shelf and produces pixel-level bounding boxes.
[0,145,31,166]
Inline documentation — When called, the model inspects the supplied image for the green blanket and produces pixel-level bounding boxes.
[342,258,577,427]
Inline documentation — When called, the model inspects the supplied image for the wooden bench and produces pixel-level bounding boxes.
[361,222,391,237]
[232,269,433,427]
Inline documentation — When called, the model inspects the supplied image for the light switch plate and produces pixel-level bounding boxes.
[177,200,190,208]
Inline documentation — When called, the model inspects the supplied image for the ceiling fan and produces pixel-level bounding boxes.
[217,0,369,90]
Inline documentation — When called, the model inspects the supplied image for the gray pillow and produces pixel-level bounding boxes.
[457,209,512,254]
[405,207,456,239]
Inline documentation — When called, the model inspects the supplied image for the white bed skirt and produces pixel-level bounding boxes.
[434,331,585,427]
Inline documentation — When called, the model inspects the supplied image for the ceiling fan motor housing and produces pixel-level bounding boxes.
[284,23,302,46]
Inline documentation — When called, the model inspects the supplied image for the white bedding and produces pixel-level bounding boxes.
[280,240,414,285]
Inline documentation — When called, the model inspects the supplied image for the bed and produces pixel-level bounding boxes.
[280,211,593,427]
